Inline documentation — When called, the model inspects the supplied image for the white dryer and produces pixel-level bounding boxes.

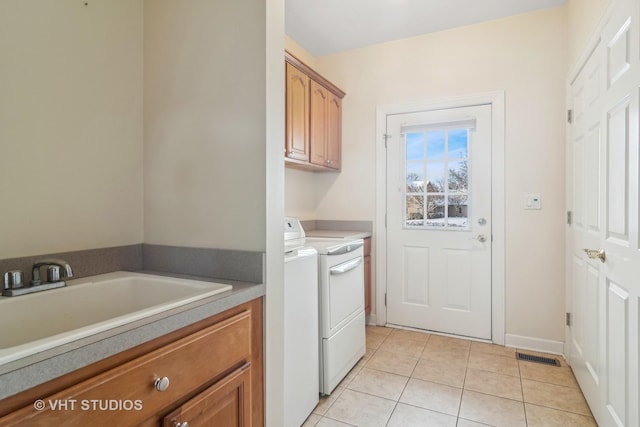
[306,238,366,395]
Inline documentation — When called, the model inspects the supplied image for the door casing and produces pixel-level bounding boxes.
[375,91,506,345]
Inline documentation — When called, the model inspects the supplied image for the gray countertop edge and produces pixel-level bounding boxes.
[0,277,265,400]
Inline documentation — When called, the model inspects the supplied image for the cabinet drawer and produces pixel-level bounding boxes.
[1,309,252,427]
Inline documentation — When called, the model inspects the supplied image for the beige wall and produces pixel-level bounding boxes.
[144,0,267,252]
[285,36,318,69]
[287,7,569,342]
[266,2,286,425]
[567,0,610,68]
[0,0,144,259]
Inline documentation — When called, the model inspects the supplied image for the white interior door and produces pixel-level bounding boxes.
[568,0,640,425]
[568,34,605,419]
[385,104,492,340]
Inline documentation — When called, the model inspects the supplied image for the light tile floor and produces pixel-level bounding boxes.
[302,326,597,427]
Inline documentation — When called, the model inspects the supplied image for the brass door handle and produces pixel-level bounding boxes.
[583,249,606,263]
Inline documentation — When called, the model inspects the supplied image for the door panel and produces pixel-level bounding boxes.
[586,126,601,232]
[605,98,629,241]
[605,281,628,426]
[606,16,631,87]
[386,104,492,340]
[443,249,472,310]
[403,246,430,305]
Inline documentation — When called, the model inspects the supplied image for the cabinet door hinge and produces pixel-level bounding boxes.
[566,312,572,327]
[567,109,573,124]
[567,211,573,225]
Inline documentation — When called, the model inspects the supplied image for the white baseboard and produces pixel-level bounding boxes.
[505,334,564,355]
[366,313,378,326]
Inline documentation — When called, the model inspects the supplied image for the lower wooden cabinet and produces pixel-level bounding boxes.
[363,238,372,315]
[0,298,263,427]
[162,364,251,427]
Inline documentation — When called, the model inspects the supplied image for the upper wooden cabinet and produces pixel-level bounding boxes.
[286,63,310,162]
[285,52,345,172]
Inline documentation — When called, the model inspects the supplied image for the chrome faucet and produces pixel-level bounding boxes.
[31,259,74,286]
[2,259,73,297]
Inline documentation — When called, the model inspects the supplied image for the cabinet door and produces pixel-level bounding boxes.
[309,81,328,167]
[326,94,342,170]
[364,255,371,315]
[163,364,251,427]
[286,63,310,162]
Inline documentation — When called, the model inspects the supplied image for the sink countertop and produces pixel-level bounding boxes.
[0,273,264,400]
[304,229,372,239]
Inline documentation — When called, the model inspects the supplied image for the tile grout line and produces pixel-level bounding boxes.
[518,358,529,427]
[383,335,422,426]
[518,363,596,418]
[456,346,471,424]
[383,331,427,427]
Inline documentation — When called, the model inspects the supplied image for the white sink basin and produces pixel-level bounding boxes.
[0,271,232,364]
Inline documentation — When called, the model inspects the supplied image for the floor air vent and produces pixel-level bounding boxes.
[516,352,561,366]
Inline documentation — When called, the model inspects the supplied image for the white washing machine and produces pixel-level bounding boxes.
[283,219,319,427]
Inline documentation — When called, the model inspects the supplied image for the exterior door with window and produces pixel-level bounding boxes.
[386,104,492,339]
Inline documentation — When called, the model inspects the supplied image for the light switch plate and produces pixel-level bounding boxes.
[524,194,542,210]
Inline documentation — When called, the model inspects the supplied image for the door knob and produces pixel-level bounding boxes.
[470,234,487,243]
[583,249,605,263]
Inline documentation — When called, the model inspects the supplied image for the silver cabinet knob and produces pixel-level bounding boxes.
[154,376,170,392]
[584,249,606,263]
[174,422,189,427]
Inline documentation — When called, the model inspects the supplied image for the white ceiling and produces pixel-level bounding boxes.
[285,0,567,56]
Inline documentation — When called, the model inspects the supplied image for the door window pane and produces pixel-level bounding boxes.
[403,126,471,230]
[406,196,424,226]
[427,131,445,160]
[406,163,424,192]
[448,195,468,228]
[426,162,445,193]
[406,133,424,160]
[448,129,468,158]
[426,195,446,227]
[448,160,468,193]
